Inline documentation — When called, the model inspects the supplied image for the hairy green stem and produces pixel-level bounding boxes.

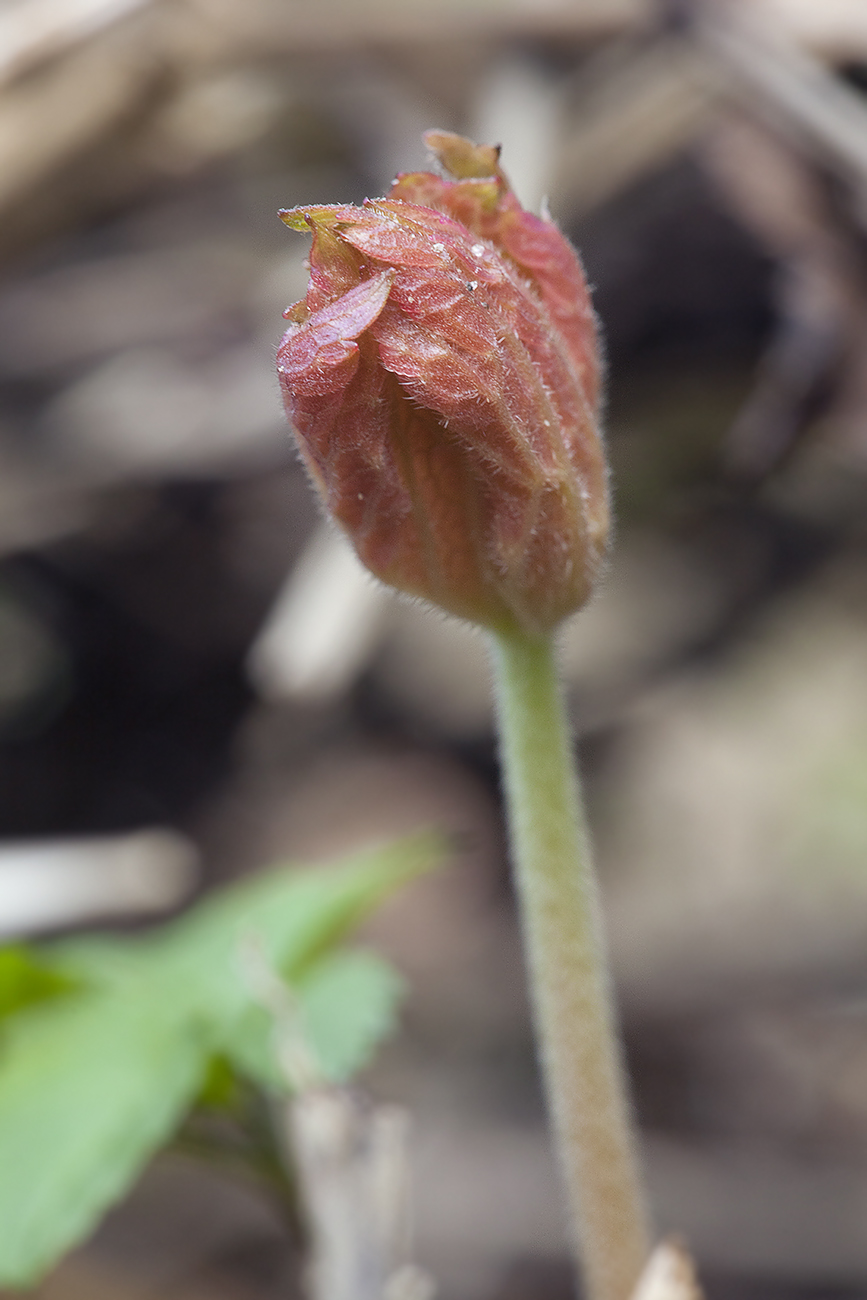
[489,626,651,1300]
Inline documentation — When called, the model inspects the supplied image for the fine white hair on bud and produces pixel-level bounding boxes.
[277,133,607,635]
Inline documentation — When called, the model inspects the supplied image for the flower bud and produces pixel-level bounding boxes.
[276,133,608,635]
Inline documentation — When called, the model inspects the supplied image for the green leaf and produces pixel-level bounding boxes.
[0,830,446,1288]
[195,1053,241,1111]
[302,949,403,1082]
[0,987,208,1289]
[227,949,404,1090]
[57,829,444,1005]
[0,946,77,1024]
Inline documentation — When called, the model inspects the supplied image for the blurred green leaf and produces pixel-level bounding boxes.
[195,1053,242,1111]
[227,948,404,1090]
[0,987,208,1291]
[302,949,404,1082]
[0,946,77,1024]
[0,829,446,1287]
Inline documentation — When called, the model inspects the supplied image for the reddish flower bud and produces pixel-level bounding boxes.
[276,133,609,634]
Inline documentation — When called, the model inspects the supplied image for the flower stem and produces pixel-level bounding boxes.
[489,625,651,1300]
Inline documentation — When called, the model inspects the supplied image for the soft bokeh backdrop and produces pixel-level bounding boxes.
[3,1,867,1297]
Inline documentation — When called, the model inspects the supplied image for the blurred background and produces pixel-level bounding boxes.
[3,0,867,1296]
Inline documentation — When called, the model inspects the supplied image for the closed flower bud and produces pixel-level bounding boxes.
[276,132,609,635]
